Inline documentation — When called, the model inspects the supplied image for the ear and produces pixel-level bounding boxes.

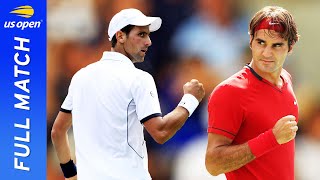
[116,31,126,44]
[288,43,294,54]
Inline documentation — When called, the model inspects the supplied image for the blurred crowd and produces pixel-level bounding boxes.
[47,0,320,179]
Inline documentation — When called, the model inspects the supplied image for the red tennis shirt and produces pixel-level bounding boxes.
[208,65,299,180]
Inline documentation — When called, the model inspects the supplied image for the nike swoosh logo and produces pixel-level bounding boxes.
[269,22,279,26]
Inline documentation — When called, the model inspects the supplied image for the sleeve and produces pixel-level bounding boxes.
[60,72,78,113]
[207,84,244,140]
[131,72,162,123]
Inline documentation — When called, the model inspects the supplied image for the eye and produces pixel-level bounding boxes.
[257,40,265,45]
[273,43,283,48]
[138,32,147,37]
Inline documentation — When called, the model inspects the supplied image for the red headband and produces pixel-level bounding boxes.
[254,18,284,33]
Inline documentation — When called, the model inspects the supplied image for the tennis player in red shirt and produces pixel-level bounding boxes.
[206,6,300,180]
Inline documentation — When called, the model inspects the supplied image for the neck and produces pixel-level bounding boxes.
[111,45,135,63]
[248,62,283,88]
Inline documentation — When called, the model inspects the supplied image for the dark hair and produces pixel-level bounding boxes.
[111,25,135,47]
[249,6,299,46]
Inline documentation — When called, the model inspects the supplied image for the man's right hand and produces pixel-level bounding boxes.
[272,115,298,144]
[183,79,205,102]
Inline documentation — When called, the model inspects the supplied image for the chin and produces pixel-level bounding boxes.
[133,58,144,63]
[261,66,278,74]
[138,57,145,62]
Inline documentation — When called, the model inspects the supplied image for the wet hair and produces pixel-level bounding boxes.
[111,25,135,47]
[249,6,299,46]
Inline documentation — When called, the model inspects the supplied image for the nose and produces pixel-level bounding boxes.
[145,36,152,47]
[262,46,272,58]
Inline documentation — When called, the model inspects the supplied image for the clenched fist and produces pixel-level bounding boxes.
[272,115,298,144]
[183,79,205,102]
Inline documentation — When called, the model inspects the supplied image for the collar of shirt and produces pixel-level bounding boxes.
[100,51,134,67]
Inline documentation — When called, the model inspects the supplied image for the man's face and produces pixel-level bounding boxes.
[250,29,292,76]
[123,26,152,63]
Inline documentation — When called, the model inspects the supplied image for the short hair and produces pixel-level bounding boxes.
[111,25,135,47]
[249,6,299,46]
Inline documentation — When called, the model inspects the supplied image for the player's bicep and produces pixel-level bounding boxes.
[205,132,233,167]
[52,111,73,133]
[143,116,163,139]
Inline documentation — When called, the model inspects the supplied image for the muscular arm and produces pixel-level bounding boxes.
[143,106,189,144]
[205,115,298,176]
[205,133,255,176]
[51,111,74,164]
[143,79,205,144]
[51,111,77,180]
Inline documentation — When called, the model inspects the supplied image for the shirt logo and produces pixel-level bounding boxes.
[150,91,155,98]
[10,5,34,18]
[268,21,279,26]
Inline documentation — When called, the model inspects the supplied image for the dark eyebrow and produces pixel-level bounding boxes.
[255,38,285,46]
[272,42,284,46]
[255,38,265,42]
[139,29,150,33]
[138,31,150,35]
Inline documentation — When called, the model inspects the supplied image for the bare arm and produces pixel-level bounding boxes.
[205,133,255,176]
[205,115,298,176]
[143,106,189,144]
[51,111,73,163]
[144,79,205,144]
[51,111,77,180]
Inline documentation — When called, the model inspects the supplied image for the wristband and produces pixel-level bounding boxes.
[248,129,280,158]
[60,159,77,178]
[178,94,199,117]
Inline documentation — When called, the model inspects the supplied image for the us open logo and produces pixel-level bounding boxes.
[4,5,42,30]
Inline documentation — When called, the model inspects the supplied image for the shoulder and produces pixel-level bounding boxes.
[70,67,86,82]
[135,69,154,81]
[71,62,95,80]
[130,69,156,91]
[213,69,249,94]
[69,61,102,86]
[208,69,249,103]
